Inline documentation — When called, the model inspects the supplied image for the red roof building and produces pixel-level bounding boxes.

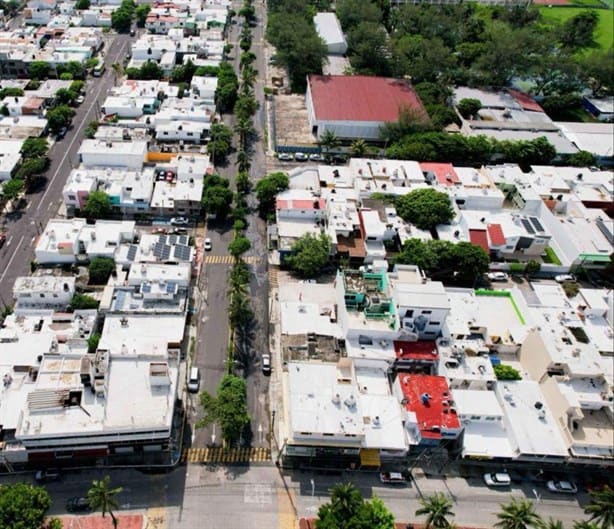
[469,229,489,252]
[396,374,462,440]
[306,75,427,140]
[394,340,439,373]
[420,162,459,186]
[487,223,506,246]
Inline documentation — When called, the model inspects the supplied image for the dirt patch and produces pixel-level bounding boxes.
[273,94,316,148]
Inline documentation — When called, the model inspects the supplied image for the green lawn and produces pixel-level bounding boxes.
[539,6,614,50]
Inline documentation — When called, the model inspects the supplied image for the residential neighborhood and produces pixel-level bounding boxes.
[0,0,612,527]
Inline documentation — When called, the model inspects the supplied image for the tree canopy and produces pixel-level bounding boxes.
[202,174,233,219]
[584,485,614,529]
[87,476,122,529]
[70,293,100,310]
[0,483,52,529]
[88,257,115,285]
[284,233,331,278]
[21,138,49,159]
[494,498,542,529]
[198,374,250,444]
[395,188,454,231]
[255,171,289,218]
[316,483,395,529]
[83,190,112,219]
[396,238,490,283]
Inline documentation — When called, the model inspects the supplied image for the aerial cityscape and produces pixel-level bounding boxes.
[0,0,612,527]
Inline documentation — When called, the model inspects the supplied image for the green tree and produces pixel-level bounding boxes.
[75,0,90,9]
[236,149,251,174]
[88,257,115,284]
[208,122,233,164]
[202,181,233,219]
[524,260,541,275]
[59,61,86,80]
[111,5,133,33]
[457,98,482,119]
[54,87,77,106]
[228,235,251,259]
[215,62,239,113]
[46,105,75,133]
[541,519,564,529]
[234,92,258,119]
[138,60,164,80]
[493,364,522,381]
[236,171,250,194]
[361,496,395,529]
[584,485,614,529]
[2,178,24,206]
[20,138,48,159]
[379,106,431,144]
[495,498,542,529]
[350,139,368,157]
[395,188,454,230]
[0,87,24,99]
[284,233,331,278]
[87,332,101,354]
[16,157,48,181]
[87,476,123,529]
[573,521,601,529]
[453,241,490,282]
[415,492,455,528]
[346,21,391,76]
[580,48,614,97]
[135,4,150,27]
[228,289,253,331]
[83,190,112,219]
[336,0,383,31]
[70,293,99,310]
[318,130,340,156]
[198,374,250,444]
[0,483,52,529]
[28,61,52,80]
[567,151,596,167]
[255,171,289,218]
[559,10,599,50]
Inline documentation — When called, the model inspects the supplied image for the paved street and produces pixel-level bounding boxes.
[0,464,591,529]
[0,32,132,306]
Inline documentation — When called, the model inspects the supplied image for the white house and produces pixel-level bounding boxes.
[35,218,87,264]
[313,12,347,55]
[13,276,75,311]
[0,139,23,181]
[78,139,147,170]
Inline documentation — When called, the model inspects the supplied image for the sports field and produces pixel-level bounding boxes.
[539,6,614,49]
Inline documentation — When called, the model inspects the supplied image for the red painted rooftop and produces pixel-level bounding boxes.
[276,198,325,210]
[487,223,506,246]
[507,89,544,113]
[469,229,489,252]
[308,75,427,123]
[419,162,459,186]
[397,374,461,438]
[394,340,439,361]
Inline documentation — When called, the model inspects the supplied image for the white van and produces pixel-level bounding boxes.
[187,367,200,393]
[92,62,105,77]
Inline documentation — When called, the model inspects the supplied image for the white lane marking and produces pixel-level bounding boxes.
[0,234,25,284]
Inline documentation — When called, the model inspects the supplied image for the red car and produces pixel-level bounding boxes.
[0,232,6,248]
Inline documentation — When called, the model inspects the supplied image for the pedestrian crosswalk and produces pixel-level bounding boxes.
[182,446,271,464]
[203,255,262,265]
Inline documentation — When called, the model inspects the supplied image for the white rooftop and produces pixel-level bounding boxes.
[279,282,342,337]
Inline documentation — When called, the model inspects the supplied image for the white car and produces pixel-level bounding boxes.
[547,480,577,494]
[170,217,189,226]
[75,95,85,105]
[379,472,406,484]
[261,353,271,375]
[555,274,575,283]
[487,272,508,282]
[294,152,308,161]
[204,238,212,251]
[483,472,511,487]
[277,153,293,161]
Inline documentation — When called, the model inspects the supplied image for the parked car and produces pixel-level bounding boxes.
[261,353,271,375]
[171,228,188,235]
[379,472,406,484]
[35,469,61,483]
[152,227,167,235]
[294,152,308,161]
[487,272,508,282]
[204,238,212,251]
[308,153,323,162]
[0,231,6,248]
[66,497,92,513]
[547,480,578,494]
[170,217,189,226]
[483,472,511,487]
[56,127,68,140]
[555,274,575,283]
[187,367,200,393]
[277,153,293,161]
[75,95,85,105]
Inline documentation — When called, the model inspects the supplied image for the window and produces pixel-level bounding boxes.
[429,321,440,326]
[404,309,414,318]
[187,132,193,136]
[163,131,168,135]
[68,194,76,200]
[470,415,481,420]
[421,310,432,315]
[424,331,436,336]
[40,293,45,298]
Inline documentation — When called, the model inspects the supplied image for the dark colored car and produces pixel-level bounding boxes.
[66,497,92,513]
[35,469,61,483]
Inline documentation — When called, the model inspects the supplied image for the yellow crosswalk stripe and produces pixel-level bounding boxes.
[182,446,272,463]
[203,255,263,265]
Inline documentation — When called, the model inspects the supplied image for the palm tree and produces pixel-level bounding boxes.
[87,475,122,529]
[111,62,123,86]
[495,498,542,529]
[328,483,363,521]
[415,492,455,528]
[318,129,340,157]
[584,485,614,529]
[240,65,257,94]
[349,139,368,157]
[236,149,251,174]
[540,518,564,529]
[573,521,601,529]
[235,117,253,150]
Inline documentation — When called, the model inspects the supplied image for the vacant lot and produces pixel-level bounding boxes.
[273,94,316,148]
[539,6,613,49]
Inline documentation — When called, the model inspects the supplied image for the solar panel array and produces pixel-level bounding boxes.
[521,218,535,234]
[127,245,138,261]
[166,282,176,294]
[142,282,151,293]
[530,217,544,232]
[173,245,191,261]
[114,290,127,309]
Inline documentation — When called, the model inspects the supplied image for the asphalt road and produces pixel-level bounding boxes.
[0,32,132,307]
[190,0,271,450]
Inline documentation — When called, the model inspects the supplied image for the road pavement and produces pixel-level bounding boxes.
[0,32,132,306]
